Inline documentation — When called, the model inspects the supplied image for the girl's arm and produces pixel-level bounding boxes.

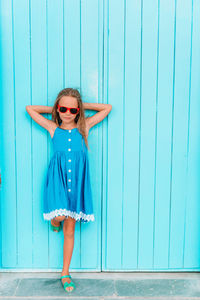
[25,105,56,133]
[83,102,112,130]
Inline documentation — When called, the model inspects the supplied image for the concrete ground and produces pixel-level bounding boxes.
[1,272,200,299]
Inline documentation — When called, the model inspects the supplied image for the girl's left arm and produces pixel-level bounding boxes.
[83,102,112,130]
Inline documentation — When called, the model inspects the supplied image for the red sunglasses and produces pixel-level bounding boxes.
[57,104,80,114]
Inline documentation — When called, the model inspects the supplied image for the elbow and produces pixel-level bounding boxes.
[108,104,112,110]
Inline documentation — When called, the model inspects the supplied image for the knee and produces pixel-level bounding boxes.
[63,229,75,238]
[63,223,75,238]
[54,216,66,222]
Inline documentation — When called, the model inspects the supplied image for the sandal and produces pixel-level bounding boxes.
[50,220,62,232]
[61,275,76,292]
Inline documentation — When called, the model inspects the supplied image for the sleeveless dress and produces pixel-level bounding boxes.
[43,126,95,223]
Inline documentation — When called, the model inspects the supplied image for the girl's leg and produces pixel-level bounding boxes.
[61,216,76,291]
[51,216,65,232]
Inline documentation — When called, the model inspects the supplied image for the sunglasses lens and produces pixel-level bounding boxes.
[60,106,67,113]
[70,108,78,114]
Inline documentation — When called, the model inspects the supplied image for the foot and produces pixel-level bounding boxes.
[51,219,61,232]
[61,273,74,292]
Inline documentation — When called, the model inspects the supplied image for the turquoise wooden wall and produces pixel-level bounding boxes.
[1,0,200,272]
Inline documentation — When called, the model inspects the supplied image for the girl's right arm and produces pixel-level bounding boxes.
[26,105,57,136]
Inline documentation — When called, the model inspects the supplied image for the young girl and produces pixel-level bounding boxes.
[26,88,112,293]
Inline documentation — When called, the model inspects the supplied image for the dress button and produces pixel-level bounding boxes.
[68,189,71,192]
[68,169,71,172]
[68,159,71,162]
[68,138,71,141]
[68,179,71,182]
[69,130,71,133]
[68,148,71,151]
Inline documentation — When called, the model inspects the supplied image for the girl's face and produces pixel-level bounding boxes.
[57,96,79,124]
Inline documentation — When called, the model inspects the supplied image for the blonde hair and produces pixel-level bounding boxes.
[52,88,90,150]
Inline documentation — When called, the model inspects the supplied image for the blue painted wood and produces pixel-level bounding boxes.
[31,0,49,269]
[153,0,175,270]
[0,0,101,271]
[0,0,200,272]
[0,0,17,268]
[103,0,200,271]
[183,0,200,268]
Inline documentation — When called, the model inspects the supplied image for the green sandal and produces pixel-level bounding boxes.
[61,275,76,292]
[50,220,62,232]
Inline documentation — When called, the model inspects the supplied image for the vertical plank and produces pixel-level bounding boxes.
[31,0,48,268]
[122,0,141,269]
[13,0,32,267]
[184,0,200,269]
[106,0,124,269]
[102,0,109,271]
[169,0,192,268]
[0,0,17,267]
[138,0,158,269]
[154,0,175,269]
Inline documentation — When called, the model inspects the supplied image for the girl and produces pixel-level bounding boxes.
[26,88,112,293]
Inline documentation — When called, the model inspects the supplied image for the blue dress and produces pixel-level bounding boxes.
[43,126,95,223]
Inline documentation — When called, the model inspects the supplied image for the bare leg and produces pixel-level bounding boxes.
[61,216,76,292]
[51,216,65,232]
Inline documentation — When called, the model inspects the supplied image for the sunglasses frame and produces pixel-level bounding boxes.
[57,104,80,114]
